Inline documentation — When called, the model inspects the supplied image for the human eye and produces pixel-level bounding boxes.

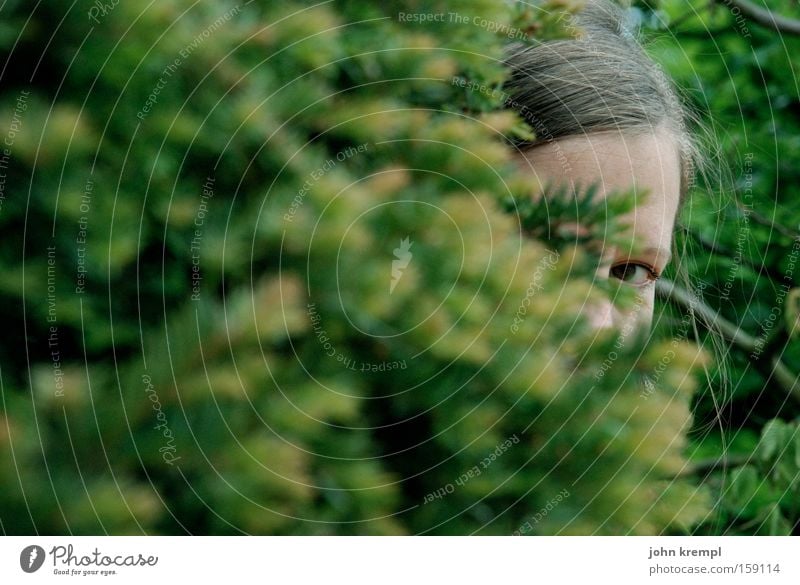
[609,262,659,287]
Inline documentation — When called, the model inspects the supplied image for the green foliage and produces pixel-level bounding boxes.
[0,0,722,535]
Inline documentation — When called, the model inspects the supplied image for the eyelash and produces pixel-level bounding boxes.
[609,262,660,286]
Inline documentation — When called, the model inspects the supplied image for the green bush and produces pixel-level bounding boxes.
[638,0,800,535]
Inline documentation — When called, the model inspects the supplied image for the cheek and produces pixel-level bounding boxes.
[615,287,656,333]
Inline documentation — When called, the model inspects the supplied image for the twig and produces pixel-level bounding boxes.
[713,0,800,36]
[656,278,757,350]
[685,228,785,284]
[734,200,800,240]
[673,454,751,479]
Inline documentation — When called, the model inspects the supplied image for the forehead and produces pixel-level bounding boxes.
[514,129,682,252]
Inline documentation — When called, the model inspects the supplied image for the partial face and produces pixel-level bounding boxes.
[514,129,682,333]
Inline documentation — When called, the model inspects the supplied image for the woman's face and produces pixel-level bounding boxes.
[514,129,682,333]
